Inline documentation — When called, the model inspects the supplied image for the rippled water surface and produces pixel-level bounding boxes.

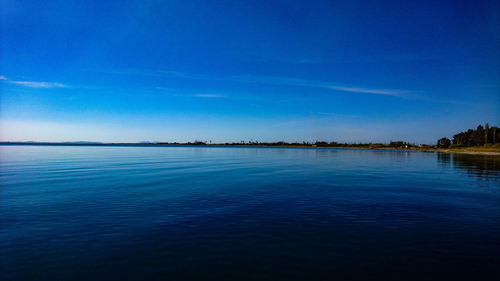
[1,145,499,280]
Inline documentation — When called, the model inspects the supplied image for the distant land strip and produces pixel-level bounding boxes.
[2,124,499,154]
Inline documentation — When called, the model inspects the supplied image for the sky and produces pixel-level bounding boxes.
[1,0,499,144]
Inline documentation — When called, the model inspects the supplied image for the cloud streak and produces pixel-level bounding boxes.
[327,86,403,97]
[194,94,225,98]
[230,75,405,97]
[9,81,67,88]
[1,76,67,88]
[105,68,409,98]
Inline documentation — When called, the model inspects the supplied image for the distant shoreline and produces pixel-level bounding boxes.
[2,142,499,156]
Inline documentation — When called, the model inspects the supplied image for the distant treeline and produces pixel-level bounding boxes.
[151,124,500,150]
[437,123,499,148]
[4,125,497,150]
[156,140,416,148]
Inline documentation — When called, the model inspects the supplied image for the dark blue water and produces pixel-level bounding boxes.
[1,145,499,280]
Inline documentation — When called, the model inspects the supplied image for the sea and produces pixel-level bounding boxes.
[1,144,499,280]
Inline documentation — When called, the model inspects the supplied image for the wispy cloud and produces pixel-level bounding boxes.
[153,88,227,99]
[230,75,405,97]
[316,112,359,118]
[327,86,403,97]
[194,94,225,98]
[104,68,409,98]
[9,81,67,88]
[1,76,67,88]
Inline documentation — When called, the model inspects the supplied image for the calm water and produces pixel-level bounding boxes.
[1,145,499,280]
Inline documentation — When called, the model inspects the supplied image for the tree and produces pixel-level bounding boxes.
[437,137,451,148]
[451,124,499,147]
[453,132,466,146]
[485,123,489,144]
[474,125,485,146]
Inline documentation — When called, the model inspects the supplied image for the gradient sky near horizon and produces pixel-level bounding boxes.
[1,0,499,143]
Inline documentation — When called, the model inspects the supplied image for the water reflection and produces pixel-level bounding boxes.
[438,152,500,181]
[437,153,452,169]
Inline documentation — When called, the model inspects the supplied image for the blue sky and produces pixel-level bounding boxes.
[1,0,499,143]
